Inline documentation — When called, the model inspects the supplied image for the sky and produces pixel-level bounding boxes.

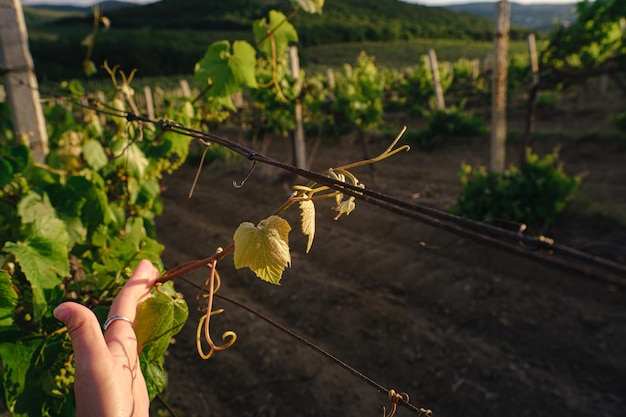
[21,0,580,6]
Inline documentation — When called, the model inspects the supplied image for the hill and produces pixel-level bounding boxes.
[24,1,146,28]
[98,0,525,42]
[443,2,578,31]
[25,0,535,80]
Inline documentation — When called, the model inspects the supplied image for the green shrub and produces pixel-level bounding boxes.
[536,91,561,111]
[406,107,487,150]
[611,111,626,137]
[452,151,582,233]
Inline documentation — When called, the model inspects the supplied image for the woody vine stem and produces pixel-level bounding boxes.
[157,127,409,359]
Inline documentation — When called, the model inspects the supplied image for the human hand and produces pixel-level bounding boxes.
[54,259,160,417]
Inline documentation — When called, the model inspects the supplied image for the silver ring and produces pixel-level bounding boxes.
[104,315,133,331]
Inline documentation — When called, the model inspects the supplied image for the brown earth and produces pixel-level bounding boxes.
[153,101,626,417]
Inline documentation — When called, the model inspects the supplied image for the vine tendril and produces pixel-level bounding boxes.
[195,256,237,359]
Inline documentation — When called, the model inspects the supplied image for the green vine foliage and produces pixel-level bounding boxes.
[249,53,300,138]
[0,76,195,415]
[538,0,626,94]
[383,55,453,115]
[452,151,582,233]
[332,51,384,131]
[405,106,487,151]
[1,4,325,416]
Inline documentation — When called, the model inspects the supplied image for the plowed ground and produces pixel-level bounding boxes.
[154,106,626,417]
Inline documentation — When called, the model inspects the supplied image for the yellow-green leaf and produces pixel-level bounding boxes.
[80,33,94,48]
[233,215,291,285]
[0,271,18,328]
[100,16,111,30]
[253,11,298,60]
[135,282,188,357]
[299,200,315,253]
[333,194,356,220]
[291,0,324,14]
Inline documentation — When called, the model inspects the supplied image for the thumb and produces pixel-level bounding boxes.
[54,302,109,365]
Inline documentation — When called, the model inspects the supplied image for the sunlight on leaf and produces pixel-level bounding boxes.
[112,139,149,179]
[0,271,18,328]
[299,200,315,253]
[83,139,108,171]
[17,192,56,224]
[3,217,69,321]
[291,0,324,14]
[253,10,299,59]
[194,40,258,97]
[333,194,356,220]
[135,282,188,357]
[3,217,69,290]
[233,215,291,285]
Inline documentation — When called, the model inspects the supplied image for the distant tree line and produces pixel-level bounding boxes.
[26,0,534,80]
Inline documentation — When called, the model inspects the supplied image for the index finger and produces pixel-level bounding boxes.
[105,260,160,357]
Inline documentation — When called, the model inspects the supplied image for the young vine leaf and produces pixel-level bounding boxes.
[299,200,315,253]
[82,139,108,171]
[327,169,362,220]
[0,157,14,187]
[3,217,69,321]
[134,281,189,358]
[291,0,325,14]
[135,281,188,400]
[112,139,149,179]
[16,192,56,224]
[253,10,298,59]
[233,215,291,285]
[194,40,258,98]
[0,271,18,328]
[0,338,44,413]
[333,194,356,220]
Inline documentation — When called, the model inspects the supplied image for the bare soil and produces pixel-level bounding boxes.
[153,104,626,417]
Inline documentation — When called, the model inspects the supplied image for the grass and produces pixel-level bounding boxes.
[302,38,530,69]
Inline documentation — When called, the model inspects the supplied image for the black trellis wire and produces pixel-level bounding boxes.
[179,276,433,417]
[120,111,626,288]
[42,91,624,416]
[64,95,626,288]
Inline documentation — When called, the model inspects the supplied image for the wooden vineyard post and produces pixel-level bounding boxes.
[179,79,191,98]
[528,33,539,86]
[327,68,335,90]
[0,0,49,162]
[522,32,540,166]
[96,91,107,125]
[428,48,446,110]
[144,85,155,120]
[289,45,306,170]
[472,58,480,86]
[490,0,510,173]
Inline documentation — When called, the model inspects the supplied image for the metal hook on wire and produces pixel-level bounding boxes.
[233,160,257,188]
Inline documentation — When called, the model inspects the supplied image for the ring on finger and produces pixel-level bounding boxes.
[104,315,133,331]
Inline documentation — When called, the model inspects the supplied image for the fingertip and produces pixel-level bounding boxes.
[54,302,107,358]
[53,303,70,323]
[53,302,86,324]
[53,302,97,328]
[133,259,160,283]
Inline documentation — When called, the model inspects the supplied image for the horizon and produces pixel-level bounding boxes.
[21,0,581,6]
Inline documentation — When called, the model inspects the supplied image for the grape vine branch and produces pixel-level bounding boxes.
[96,107,625,288]
[72,93,626,286]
